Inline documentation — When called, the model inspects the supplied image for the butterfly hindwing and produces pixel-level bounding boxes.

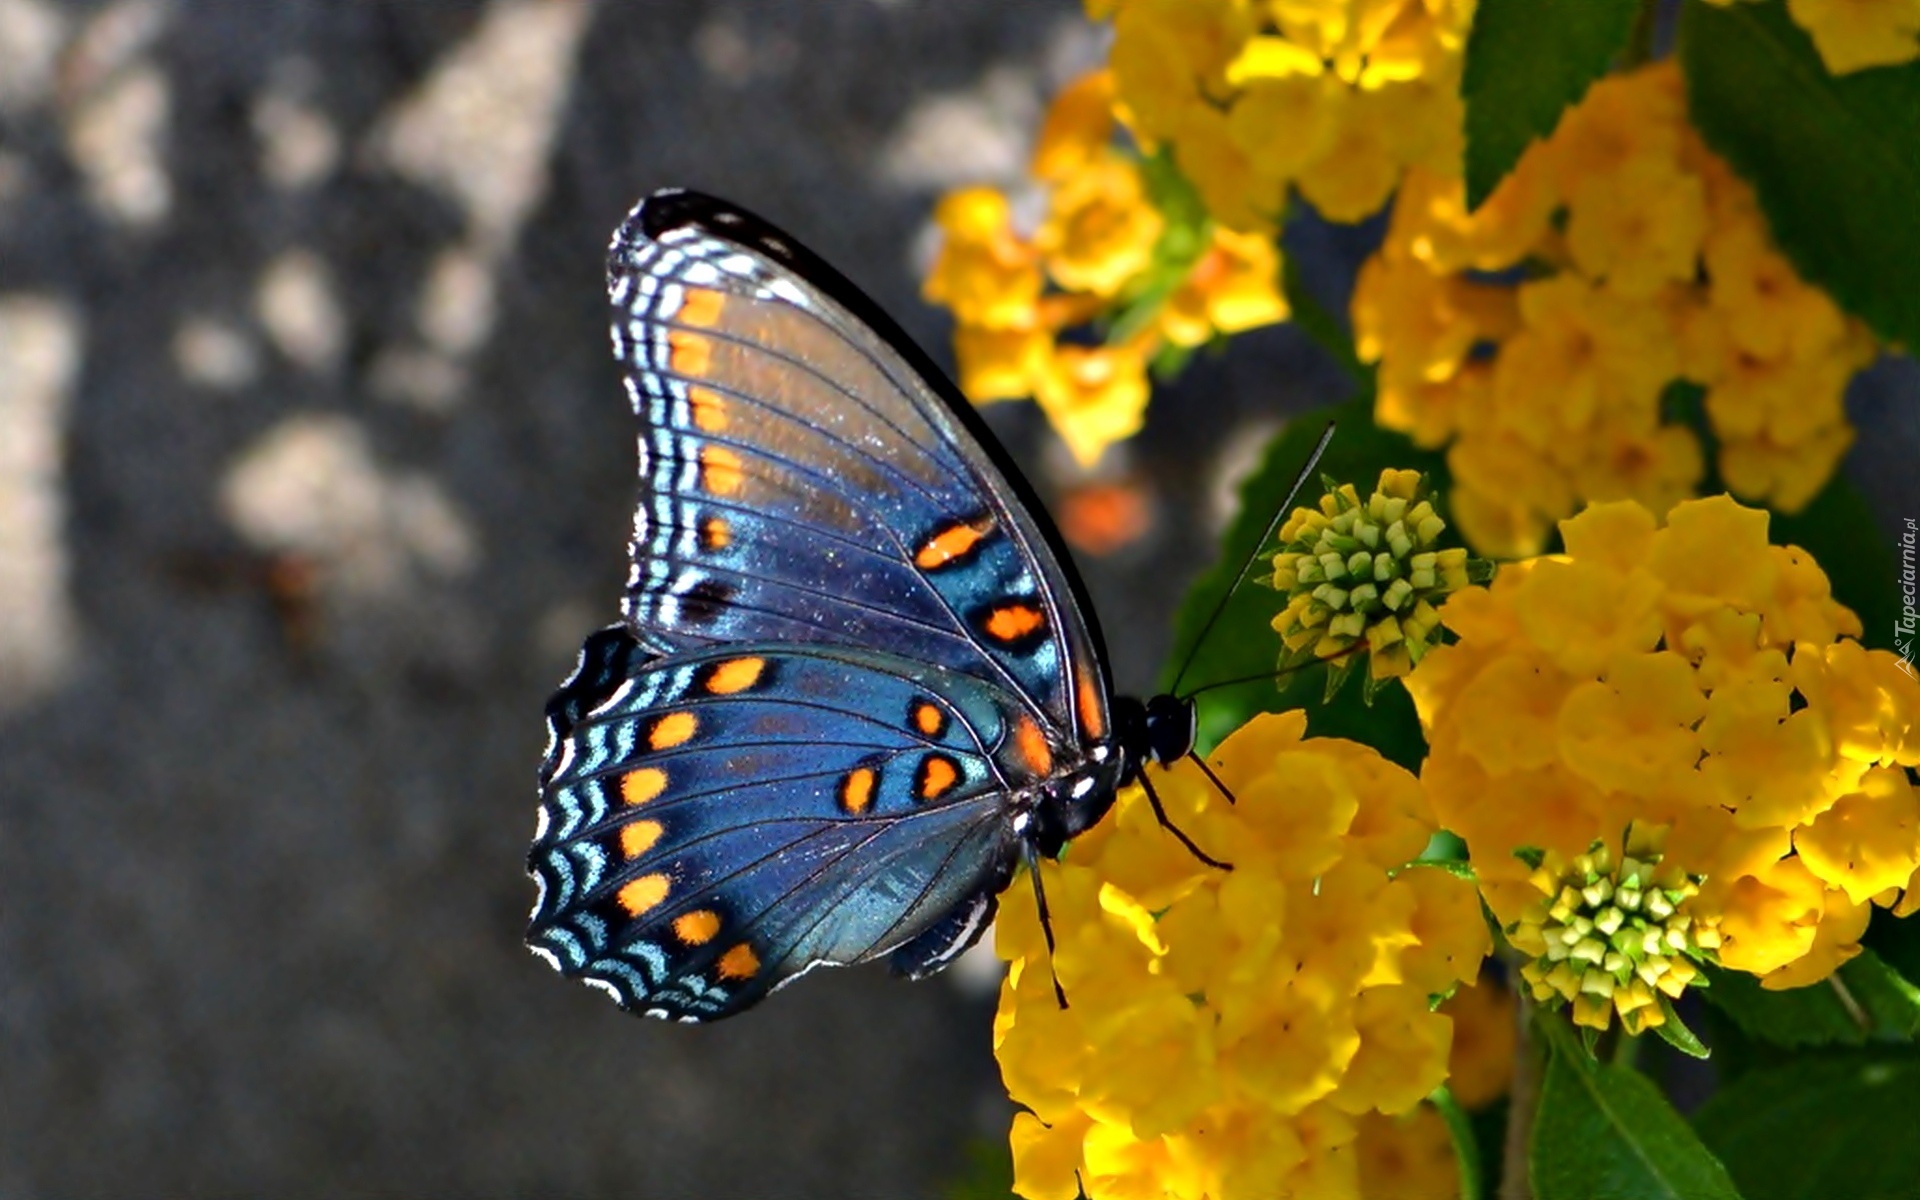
[528,628,1039,1020]
[607,190,1114,748]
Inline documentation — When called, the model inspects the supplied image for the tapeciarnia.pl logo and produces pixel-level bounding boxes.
[1900,517,1917,679]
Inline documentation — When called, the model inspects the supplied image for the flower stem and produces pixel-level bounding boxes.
[1499,993,1541,1200]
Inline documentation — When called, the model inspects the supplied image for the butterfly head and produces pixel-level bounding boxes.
[1114,692,1197,770]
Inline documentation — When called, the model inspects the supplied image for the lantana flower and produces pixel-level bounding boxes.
[1353,63,1879,558]
[1409,494,1920,1034]
[996,711,1489,1200]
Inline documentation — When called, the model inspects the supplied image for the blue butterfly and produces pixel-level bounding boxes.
[526,189,1276,1022]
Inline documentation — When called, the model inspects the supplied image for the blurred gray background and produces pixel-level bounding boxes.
[0,2,1913,1195]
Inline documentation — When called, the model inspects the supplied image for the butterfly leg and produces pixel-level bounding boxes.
[1188,752,1238,805]
[1023,841,1070,1010]
[1137,768,1232,870]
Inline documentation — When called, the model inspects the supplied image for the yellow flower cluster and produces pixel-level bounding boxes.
[1408,495,1920,1026]
[1269,467,1471,681]
[995,711,1489,1200]
[1353,63,1878,558]
[1704,0,1920,74]
[923,70,1288,467]
[1098,0,1475,229]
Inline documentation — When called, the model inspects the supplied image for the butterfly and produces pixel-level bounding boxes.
[526,189,1324,1022]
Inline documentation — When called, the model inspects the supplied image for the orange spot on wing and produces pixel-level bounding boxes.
[677,287,725,327]
[621,768,667,806]
[1076,666,1107,740]
[914,517,994,569]
[840,767,876,815]
[700,445,744,496]
[985,603,1046,643]
[675,909,721,945]
[705,656,763,694]
[700,515,732,551]
[918,755,959,801]
[913,701,946,737]
[617,873,670,916]
[717,943,760,981]
[1013,715,1055,776]
[668,329,713,375]
[649,711,698,750]
[688,385,729,432]
[619,819,663,860]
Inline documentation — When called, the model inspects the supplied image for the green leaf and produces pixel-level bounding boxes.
[1652,996,1712,1060]
[1842,948,1920,1041]
[1699,949,1920,1049]
[1681,0,1920,349]
[1533,1015,1744,1200]
[1699,960,1869,1048]
[1461,0,1641,209]
[1694,1052,1920,1200]
[1161,400,1448,764]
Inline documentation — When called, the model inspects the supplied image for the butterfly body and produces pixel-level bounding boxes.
[527,189,1191,1021]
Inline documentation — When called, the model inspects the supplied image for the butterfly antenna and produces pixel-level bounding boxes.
[1179,639,1370,699]
[1167,421,1336,699]
[1024,842,1069,1009]
[1138,768,1231,869]
[1177,639,1371,807]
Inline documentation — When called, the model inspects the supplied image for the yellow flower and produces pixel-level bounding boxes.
[952,324,1051,402]
[1796,767,1920,903]
[1350,60,1879,555]
[995,711,1489,1200]
[1564,158,1708,299]
[922,188,1042,331]
[1033,70,1119,184]
[1789,0,1920,73]
[1441,973,1517,1110]
[1033,340,1153,467]
[1160,226,1290,347]
[1411,493,1920,1030]
[1355,1107,1461,1200]
[1037,154,1166,299]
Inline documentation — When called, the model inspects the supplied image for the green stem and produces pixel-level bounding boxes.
[1430,1086,1485,1200]
[1500,993,1542,1200]
[1623,0,1659,68]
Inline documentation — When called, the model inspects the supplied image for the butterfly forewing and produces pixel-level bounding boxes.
[607,191,1112,748]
